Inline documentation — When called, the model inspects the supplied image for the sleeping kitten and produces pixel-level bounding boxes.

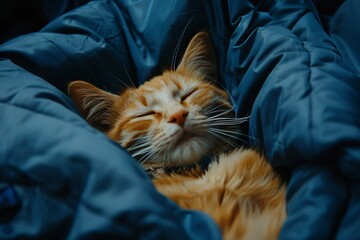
[68,32,286,239]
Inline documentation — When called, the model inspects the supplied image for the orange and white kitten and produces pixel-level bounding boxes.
[68,32,286,239]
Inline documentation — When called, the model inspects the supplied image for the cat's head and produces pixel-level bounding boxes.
[68,32,242,168]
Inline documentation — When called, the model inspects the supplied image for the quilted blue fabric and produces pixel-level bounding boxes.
[1,0,359,239]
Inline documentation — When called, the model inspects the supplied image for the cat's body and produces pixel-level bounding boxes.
[155,148,286,239]
[68,32,286,239]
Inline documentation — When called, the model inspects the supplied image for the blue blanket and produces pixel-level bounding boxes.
[1,0,359,239]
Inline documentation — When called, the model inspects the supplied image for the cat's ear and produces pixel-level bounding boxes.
[177,32,217,81]
[68,80,118,131]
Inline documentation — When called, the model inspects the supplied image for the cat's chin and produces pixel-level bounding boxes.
[142,134,211,168]
[162,134,212,167]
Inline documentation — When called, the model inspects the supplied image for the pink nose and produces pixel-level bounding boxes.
[167,109,189,127]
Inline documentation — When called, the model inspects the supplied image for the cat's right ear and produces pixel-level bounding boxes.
[68,81,118,131]
[177,32,217,82]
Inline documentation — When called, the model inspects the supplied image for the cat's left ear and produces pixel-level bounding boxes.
[177,32,217,81]
[68,80,118,131]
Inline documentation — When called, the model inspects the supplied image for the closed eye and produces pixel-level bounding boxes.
[181,89,197,102]
[136,111,156,118]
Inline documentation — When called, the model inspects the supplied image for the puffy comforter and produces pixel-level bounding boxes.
[1,0,359,239]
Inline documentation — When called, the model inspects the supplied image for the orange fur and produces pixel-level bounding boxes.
[154,148,286,239]
[68,32,286,239]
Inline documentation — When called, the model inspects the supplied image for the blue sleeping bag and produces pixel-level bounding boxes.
[1,0,359,239]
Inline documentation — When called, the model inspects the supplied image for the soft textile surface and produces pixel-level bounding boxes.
[1,0,359,239]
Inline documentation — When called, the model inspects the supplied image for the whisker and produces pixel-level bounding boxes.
[136,134,169,163]
[223,89,238,117]
[126,142,150,152]
[209,130,246,149]
[139,146,162,165]
[207,128,239,140]
[171,14,196,71]
[118,135,149,145]
[205,109,227,115]
[132,146,154,158]
[208,128,243,136]
[204,109,228,116]
[205,130,238,149]
[207,108,235,120]
[208,128,258,146]
[119,55,137,88]
[138,152,155,165]
[98,66,134,88]
[171,28,184,71]
[195,117,249,125]
[204,123,243,127]
[206,117,249,123]
[203,105,226,115]
[98,68,143,100]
